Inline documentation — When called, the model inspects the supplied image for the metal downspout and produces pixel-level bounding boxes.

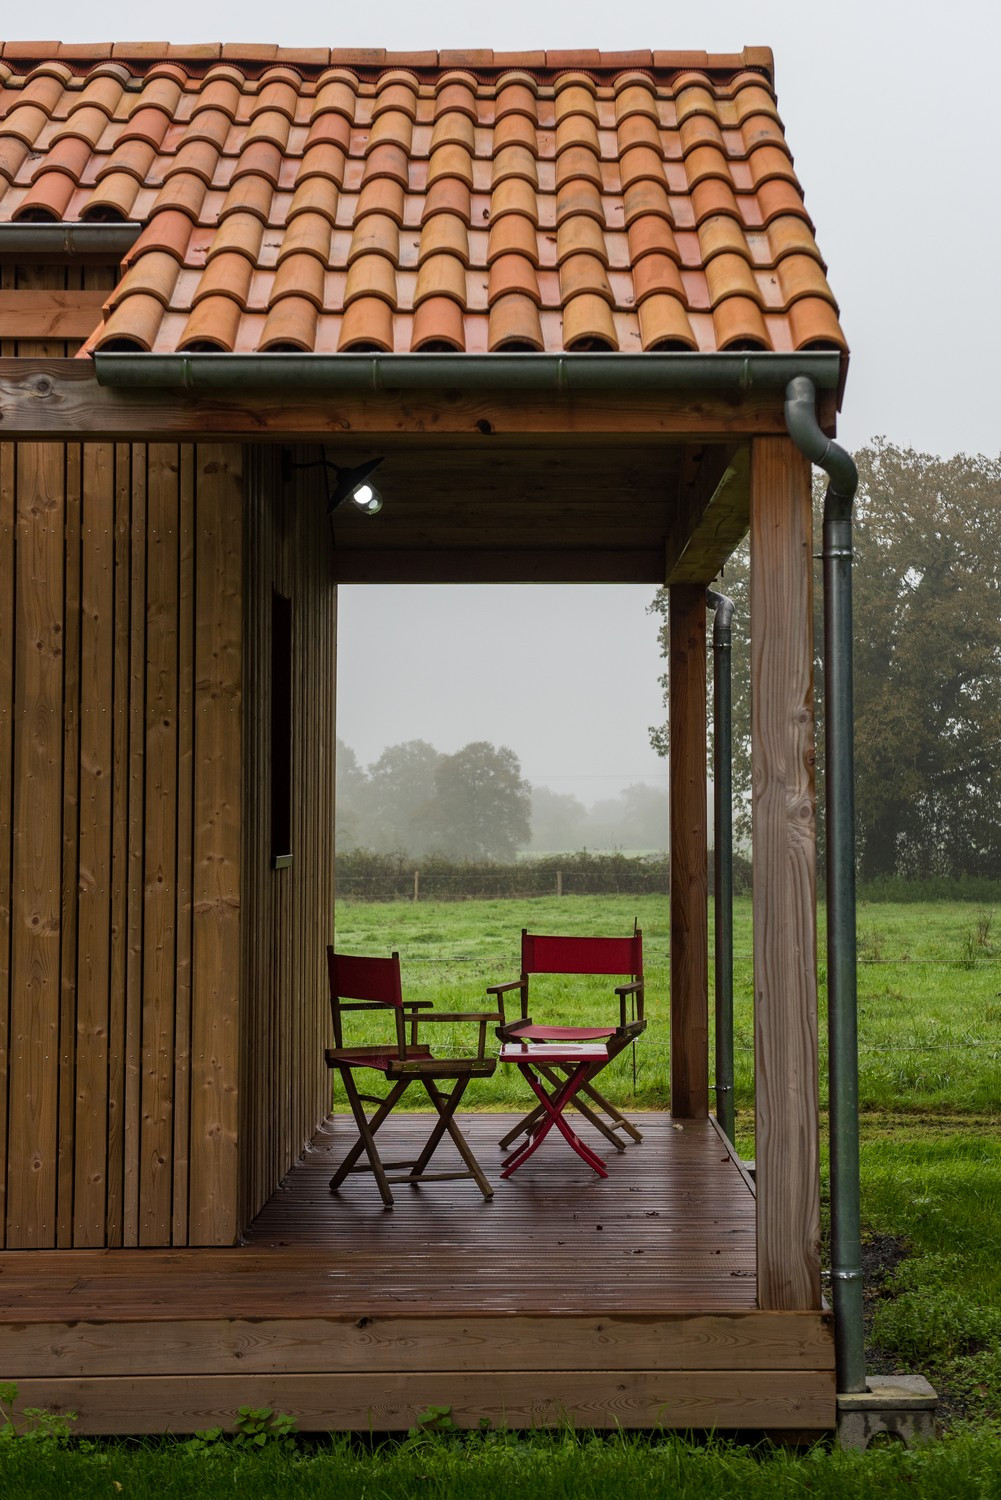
[707,588,736,1145]
[784,375,864,1394]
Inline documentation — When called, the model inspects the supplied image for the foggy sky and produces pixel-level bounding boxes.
[19,1,1000,802]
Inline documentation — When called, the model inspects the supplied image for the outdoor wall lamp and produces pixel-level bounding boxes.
[281,450,386,519]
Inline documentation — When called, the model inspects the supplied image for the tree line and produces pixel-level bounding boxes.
[649,439,1001,882]
[335,739,669,860]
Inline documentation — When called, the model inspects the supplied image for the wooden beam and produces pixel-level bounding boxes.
[0,361,838,443]
[666,443,750,585]
[331,547,666,584]
[749,435,821,1311]
[188,444,243,1247]
[669,583,709,1118]
[8,1369,835,1434]
[7,443,64,1247]
[0,291,106,340]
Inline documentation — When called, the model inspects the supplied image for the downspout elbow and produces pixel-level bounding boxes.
[706,587,734,648]
[784,375,858,521]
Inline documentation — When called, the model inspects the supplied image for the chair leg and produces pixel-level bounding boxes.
[533,1064,627,1151]
[329,1071,411,1208]
[501,1063,608,1179]
[577,1078,643,1142]
[420,1077,494,1200]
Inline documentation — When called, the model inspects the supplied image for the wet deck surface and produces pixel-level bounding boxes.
[0,1114,756,1317]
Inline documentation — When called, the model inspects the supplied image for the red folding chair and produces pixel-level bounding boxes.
[324,948,501,1208]
[488,929,646,1163]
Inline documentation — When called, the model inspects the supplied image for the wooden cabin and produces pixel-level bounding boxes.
[0,43,849,1433]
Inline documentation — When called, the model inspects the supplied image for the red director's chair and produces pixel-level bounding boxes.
[324,948,501,1208]
[488,929,646,1174]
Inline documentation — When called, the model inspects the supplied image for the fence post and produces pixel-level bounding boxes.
[556,870,563,897]
[413,869,420,902]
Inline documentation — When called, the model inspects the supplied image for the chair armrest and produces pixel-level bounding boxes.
[401,1000,435,1010]
[337,1001,393,1012]
[487,978,525,1023]
[414,1009,504,1060]
[615,980,645,1029]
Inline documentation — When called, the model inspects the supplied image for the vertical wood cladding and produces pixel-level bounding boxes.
[239,449,337,1229]
[0,441,243,1248]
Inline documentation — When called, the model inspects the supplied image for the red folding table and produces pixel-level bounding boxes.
[499,1041,611,1179]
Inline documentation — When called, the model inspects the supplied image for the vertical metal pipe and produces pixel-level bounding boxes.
[707,588,736,1144]
[784,376,865,1395]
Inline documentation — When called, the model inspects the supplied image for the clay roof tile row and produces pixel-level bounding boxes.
[0,44,846,357]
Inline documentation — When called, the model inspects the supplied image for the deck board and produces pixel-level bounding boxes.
[0,1113,836,1432]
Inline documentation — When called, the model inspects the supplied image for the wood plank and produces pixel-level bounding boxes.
[74,444,116,1246]
[140,444,179,1245]
[665,443,750,585]
[122,448,146,1246]
[749,436,821,1311]
[0,361,840,443]
[0,443,14,1245]
[7,1369,836,1433]
[106,444,132,1246]
[331,548,665,584]
[669,584,709,1118]
[188,444,243,1245]
[7,442,65,1246]
[2,1309,835,1377]
[56,444,81,1247]
[0,290,106,339]
[172,447,196,1246]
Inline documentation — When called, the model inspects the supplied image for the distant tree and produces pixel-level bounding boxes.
[335,738,368,849]
[648,440,1001,880]
[431,741,531,860]
[530,786,588,851]
[364,739,442,855]
[584,782,669,851]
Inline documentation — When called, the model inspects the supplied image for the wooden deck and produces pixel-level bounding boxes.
[0,1113,835,1433]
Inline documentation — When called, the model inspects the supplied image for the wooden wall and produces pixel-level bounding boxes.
[239,448,337,1228]
[0,439,243,1248]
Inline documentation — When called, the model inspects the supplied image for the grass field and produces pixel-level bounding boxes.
[6,894,1000,1494]
[335,893,1001,1118]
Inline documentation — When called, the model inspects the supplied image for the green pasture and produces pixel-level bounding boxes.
[334,893,1001,1117]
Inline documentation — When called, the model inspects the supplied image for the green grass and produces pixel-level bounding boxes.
[334,893,1001,1116]
[4,1429,1001,1500]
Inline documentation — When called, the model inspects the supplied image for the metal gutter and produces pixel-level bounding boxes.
[784,374,864,1396]
[707,587,736,1146]
[93,350,842,393]
[0,223,142,256]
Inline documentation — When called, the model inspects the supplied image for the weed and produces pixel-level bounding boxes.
[858,925,887,961]
[0,1382,76,1446]
[183,1406,297,1457]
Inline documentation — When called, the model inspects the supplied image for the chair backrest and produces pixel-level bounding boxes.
[327,948,404,1008]
[521,930,643,980]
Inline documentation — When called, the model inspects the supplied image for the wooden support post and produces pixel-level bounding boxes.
[413,870,420,903]
[669,584,708,1118]
[750,436,822,1311]
[556,870,563,898]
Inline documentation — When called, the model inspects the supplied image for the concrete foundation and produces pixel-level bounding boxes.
[837,1374,937,1449]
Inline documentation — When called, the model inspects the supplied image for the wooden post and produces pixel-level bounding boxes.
[556,870,563,898]
[750,436,822,1311]
[413,869,420,903]
[669,583,708,1118]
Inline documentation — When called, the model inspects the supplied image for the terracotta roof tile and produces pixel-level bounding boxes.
[0,45,843,358]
